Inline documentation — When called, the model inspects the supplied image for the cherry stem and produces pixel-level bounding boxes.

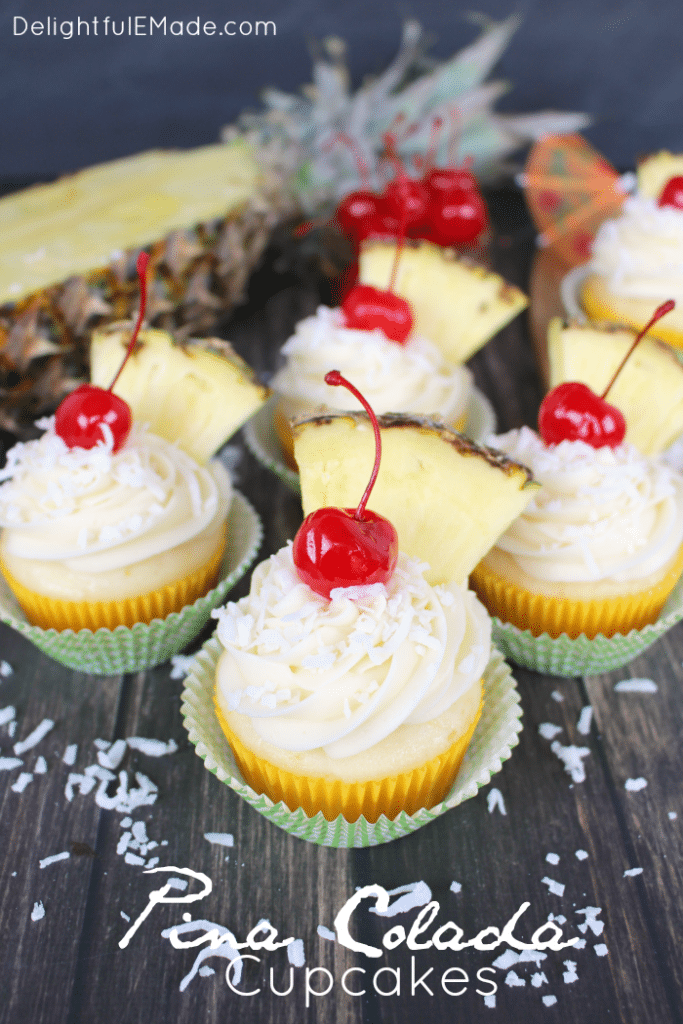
[327,133,371,191]
[324,370,382,522]
[447,105,461,167]
[601,299,676,399]
[425,115,443,175]
[108,251,150,392]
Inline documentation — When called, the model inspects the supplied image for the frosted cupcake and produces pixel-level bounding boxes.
[0,422,231,631]
[580,156,683,347]
[213,545,488,822]
[270,305,472,468]
[470,426,683,639]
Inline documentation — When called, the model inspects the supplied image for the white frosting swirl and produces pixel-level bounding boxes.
[590,194,683,300]
[0,422,231,572]
[270,305,471,422]
[213,546,490,759]
[489,426,683,583]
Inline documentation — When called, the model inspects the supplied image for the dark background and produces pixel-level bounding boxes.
[2,0,682,180]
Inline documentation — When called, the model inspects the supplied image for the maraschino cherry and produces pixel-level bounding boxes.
[292,371,398,599]
[658,176,683,210]
[54,252,149,452]
[341,201,413,344]
[538,300,676,448]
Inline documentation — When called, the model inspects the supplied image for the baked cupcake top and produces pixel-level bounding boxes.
[213,545,490,759]
[489,426,683,584]
[270,305,471,422]
[0,421,231,572]
[590,195,683,301]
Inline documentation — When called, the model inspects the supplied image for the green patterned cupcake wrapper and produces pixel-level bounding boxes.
[180,642,522,848]
[243,389,497,494]
[0,491,262,676]
[491,573,683,676]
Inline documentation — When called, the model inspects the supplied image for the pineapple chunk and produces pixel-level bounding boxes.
[90,326,269,464]
[636,151,683,202]
[358,240,528,364]
[294,412,538,587]
[547,318,683,455]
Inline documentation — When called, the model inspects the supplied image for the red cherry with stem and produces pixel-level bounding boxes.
[292,371,398,599]
[424,186,488,246]
[341,203,413,343]
[538,299,676,448]
[55,252,150,452]
[335,191,382,243]
[658,176,683,210]
[383,177,429,227]
[424,165,478,199]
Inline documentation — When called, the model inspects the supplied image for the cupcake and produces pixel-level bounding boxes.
[270,304,472,469]
[0,422,231,631]
[0,255,268,636]
[212,546,489,822]
[579,153,683,348]
[470,426,683,639]
[206,378,536,824]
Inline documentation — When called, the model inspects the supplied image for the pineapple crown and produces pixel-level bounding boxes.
[225,15,592,213]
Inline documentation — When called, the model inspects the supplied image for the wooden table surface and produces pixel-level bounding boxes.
[1,188,681,1024]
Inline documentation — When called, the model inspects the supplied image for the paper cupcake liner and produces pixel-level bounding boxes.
[0,492,262,675]
[490,572,683,676]
[215,695,482,823]
[243,389,497,494]
[180,643,522,848]
[0,526,227,632]
[470,546,683,641]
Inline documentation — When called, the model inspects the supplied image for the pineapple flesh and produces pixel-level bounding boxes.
[0,141,289,438]
[636,151,683,201]
[547,317,683,455]
[358,240,528,365]
[90,326,269,465]
[294,411,538,587]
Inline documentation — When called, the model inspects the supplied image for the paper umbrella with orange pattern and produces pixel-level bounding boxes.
[521,133,629,266]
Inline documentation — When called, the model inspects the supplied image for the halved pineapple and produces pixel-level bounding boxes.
[0,140,289,439]
[547,317,683,455]
[90,326,269,464]
[358,240,528,364]
[294,411,538,587]
[636,151,683,201]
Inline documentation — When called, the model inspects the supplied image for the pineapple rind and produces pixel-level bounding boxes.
[294,411,538,587]
[358,240,528,365]
[636,151,683,202]
[90,327,269,464]
[547,317,683,455]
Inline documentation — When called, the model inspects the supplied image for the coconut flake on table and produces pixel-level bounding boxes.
[0,757,23,771]
[576,907,604,935]
[543,995,558,1006]
[11,772,33,793]
[62,744,78,765]
[551,691,564,702]
[576,707,593,736]
[539,722,562,740]
[614,678,658,693]
[13,718,54,756]
[563,961,578,984]
[0,706,16,727]
[0,660,13,677]
[542,878,565,897]
[575,850,589,860]
[550,741,590,783]
[450,881,462,894]
[487,788,506,815]
[170,653,198,679]
[39,851,70,869]
[505,971,526,987]
[34,756,47,774]
[624,867,644,877]
[625,777,648,792]
[594,944,609,956]
[546,853,560,865]
[31,901,45,921]
[126,737,178,757]
[204,832,234,848]
[98,739,127,770]
[317,925,336,942]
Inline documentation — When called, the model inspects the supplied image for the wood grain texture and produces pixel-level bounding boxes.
[0,186,681,1024]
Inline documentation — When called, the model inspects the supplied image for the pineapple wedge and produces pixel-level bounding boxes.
[547,317,683,455]
[90,326,269,464]
[636,151,683,201]
[0,140,289,438]
[294,411,538,587]
[358,240,528,364]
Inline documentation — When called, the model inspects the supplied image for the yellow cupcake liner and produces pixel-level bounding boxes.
[0,524,227,632]
[215,695,482,823]
[470,544,683,640]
